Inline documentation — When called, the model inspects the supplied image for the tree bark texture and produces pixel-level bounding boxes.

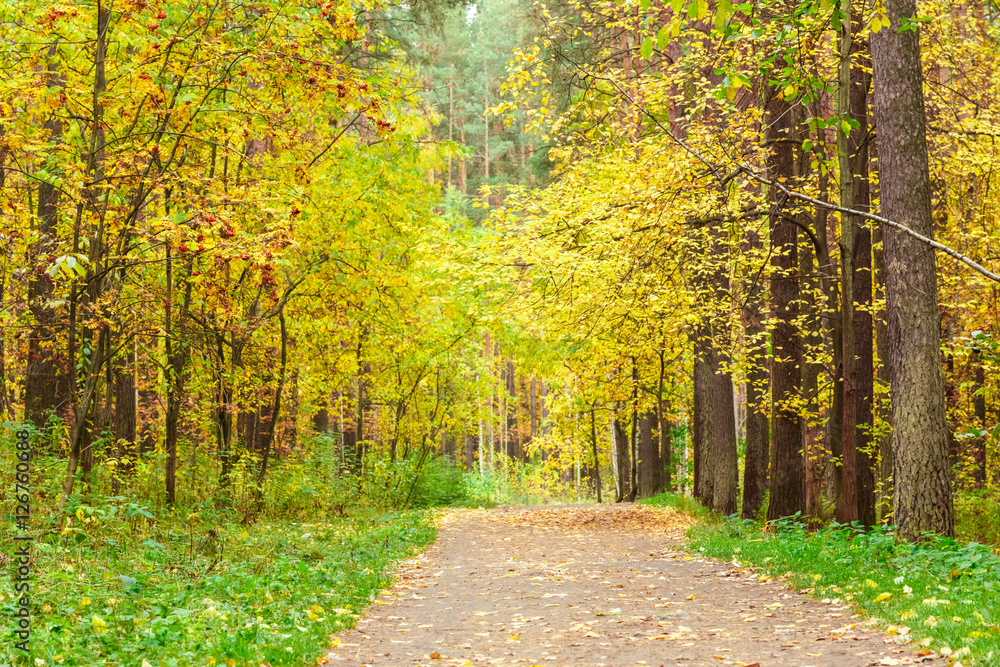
[766,94,805,521]
[872,0,954,539]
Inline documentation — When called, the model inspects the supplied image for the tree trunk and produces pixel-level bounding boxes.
[256,312,289,499]
[692,329,710,505]
[657,346,672,493]
[971,347,987,488]
[741,227,770,519]
[872,0,954,539]
[111,345,136,492]
[638,410,660,498]
[590,406,602,503]
[849,28,876,526]
[26,45,66,442]
[614,411,629,502]
[766,92,804,521]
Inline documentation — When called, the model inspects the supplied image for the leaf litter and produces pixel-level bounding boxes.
[325,504,944,666]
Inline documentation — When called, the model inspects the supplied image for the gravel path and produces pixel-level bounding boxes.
[324,504,941,667]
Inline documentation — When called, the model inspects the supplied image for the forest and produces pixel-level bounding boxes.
[1,0,999,664]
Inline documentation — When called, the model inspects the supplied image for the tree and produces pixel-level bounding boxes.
[871,0,954,539]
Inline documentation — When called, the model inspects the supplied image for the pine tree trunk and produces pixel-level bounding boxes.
[872,0,954,539]
[766,93,804,521]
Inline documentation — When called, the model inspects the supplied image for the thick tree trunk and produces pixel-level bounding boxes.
[638,410,659,498]
[872,0,954,539]
[766,94,804,521]
[708,347,738,515]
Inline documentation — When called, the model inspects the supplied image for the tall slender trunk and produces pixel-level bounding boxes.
[837,3,858,524]
[657,345,672,493]
[971,347,987,488]
[766,91,804,521]
[872,0,954,539]
[164,248,193,506]
[111,345,136,492]
[849,24,876,526]
[741,226,770,519]
[256,311,289,498]
[26,44,66,440]
[590,406,602,502]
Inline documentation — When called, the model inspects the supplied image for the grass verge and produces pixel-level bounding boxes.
[643,493,1000,665]
[2,507,435,667]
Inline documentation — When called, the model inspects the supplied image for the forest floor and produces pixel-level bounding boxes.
[323,504,944,667]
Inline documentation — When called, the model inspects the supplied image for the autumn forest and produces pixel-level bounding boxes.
[2,0,1000,664]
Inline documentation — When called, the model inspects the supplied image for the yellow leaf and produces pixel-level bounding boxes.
[875,592,892,602]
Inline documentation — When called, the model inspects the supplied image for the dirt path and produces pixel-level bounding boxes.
[324,504,941,667]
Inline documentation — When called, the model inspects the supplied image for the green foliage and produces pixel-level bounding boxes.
[955,489,1000,547]
[0,507,434,667]
[407,457,477,508]
[686,516,1000,662]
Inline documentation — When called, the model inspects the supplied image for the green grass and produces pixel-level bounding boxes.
[639,490,721,522]
[1,505,435,667]
[681,512,1000,664]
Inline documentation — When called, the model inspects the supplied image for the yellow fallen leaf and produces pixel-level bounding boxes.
[875,592,892,602]
[685,593,695,600]
[429,652,442,659]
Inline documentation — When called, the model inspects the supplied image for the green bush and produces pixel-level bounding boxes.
[955,488,1000,547]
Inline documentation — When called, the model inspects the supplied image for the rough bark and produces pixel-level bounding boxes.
[872,0,954,539]
[638,410,660,498]
[25,45,66,440]
[112,345,136,491]
[766,94,805,521]
[741,228,770,519]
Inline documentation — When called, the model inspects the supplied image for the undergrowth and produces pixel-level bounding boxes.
[0,425,454,667]
[1,504,435,667]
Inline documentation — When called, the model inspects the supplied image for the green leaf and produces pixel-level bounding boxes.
[657,25,670,49]
[688,0,698,19]
[640,0,651,10]
[672,0,684,12]
[640,36,654,59]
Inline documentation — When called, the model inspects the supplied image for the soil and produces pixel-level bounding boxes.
[324,504,943,667]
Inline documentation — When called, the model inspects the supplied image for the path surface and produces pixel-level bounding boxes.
[325,505,941,667]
